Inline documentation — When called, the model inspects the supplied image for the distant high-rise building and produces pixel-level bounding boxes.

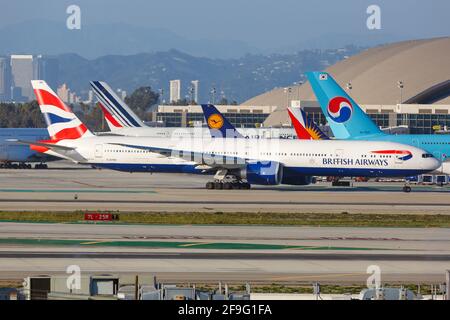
[170,80,181,103]
[87,89,94,104]
[10,87,23,101]
[0,57,12,101]
[190,80,199,103]
[10,55,34,100]
[57,83,70,103]
[116,88,127,101]
[69,92,78,104]
[34,55,59,89]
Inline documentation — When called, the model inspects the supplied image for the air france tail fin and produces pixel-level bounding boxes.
[201,104,243,138]
[306,72,384,139]
[97,101,124,130]
[287,107,329,140]
[31,80,93,142]
[90,81,147,130]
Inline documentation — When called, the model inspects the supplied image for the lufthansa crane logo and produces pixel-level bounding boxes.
[207,113,224,129]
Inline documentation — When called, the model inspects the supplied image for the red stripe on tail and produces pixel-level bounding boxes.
[51,124,88,141]
[98,102,122,128]
[288,109,313,140]
[34,89,71,112]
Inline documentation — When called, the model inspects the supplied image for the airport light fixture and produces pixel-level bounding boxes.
[189,86,195,104]
[293,81,303,100]
[284,87,292,108]
[210,87,216,104]
[397,80,404,104]
[159,88,165,104]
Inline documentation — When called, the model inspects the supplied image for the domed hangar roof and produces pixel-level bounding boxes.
[242,37,450,126]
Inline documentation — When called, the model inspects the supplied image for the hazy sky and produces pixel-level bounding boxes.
[2,0,449,49]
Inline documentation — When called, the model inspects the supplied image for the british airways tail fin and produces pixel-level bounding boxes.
[90,81,147,130]
[201,104,243,138]
[287,107,329,140]
[31,80,93,141]
[306,72,384,139]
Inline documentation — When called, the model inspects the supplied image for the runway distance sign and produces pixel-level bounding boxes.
[84,212,119,221]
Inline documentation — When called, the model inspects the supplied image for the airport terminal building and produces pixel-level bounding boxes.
[151,37,450,135]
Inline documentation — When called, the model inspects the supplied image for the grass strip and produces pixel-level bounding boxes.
[0,211,448,228]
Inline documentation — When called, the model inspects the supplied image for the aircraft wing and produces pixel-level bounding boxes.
[110,143,247,169]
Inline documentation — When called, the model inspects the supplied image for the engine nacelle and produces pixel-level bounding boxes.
[239,161,283,185]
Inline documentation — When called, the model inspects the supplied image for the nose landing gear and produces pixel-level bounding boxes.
[402,183,412,193]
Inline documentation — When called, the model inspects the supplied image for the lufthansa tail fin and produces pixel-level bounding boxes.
[306,72,384,139]
[287,107,329,140]
[90,81,147,130]
[31,80,93,141]
[201,104,243,138]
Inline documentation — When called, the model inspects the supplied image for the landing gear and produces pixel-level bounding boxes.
[205,180,251,190]
[0,162,33,169]
[205,169,251,190]
[34,163,48,169]
[402,183,412,193]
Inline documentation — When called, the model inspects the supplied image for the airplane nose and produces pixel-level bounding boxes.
[429,158,441,171]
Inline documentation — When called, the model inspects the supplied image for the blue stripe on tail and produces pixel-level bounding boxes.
[43,113,74,125]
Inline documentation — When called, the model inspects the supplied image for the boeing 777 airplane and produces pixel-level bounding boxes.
[307,71,450,174]
[13,80,440,191]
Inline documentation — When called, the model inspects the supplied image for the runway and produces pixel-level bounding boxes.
[0,163,450,213]
[1,163,449,284]
[1,251,449,261]
[0,222,448,283]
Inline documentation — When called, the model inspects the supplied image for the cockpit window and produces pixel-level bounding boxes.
[422,153,433,158]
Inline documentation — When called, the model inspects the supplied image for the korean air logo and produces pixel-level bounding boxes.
[327,97,353,123]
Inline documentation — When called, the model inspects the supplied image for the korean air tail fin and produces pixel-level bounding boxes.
[31,80,93,141]
[201,104,243,138]
[306,72,385,139]
[90,81,147,131]
[287,107,329,140]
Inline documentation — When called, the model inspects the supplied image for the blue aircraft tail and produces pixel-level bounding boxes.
[306,72,385,139]
[201,104,243,138]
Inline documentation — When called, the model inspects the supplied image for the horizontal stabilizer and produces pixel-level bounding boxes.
[7,139,75,150]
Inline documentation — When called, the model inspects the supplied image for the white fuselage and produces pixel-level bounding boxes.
[102,127,298,140]
[47,135,440,178]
